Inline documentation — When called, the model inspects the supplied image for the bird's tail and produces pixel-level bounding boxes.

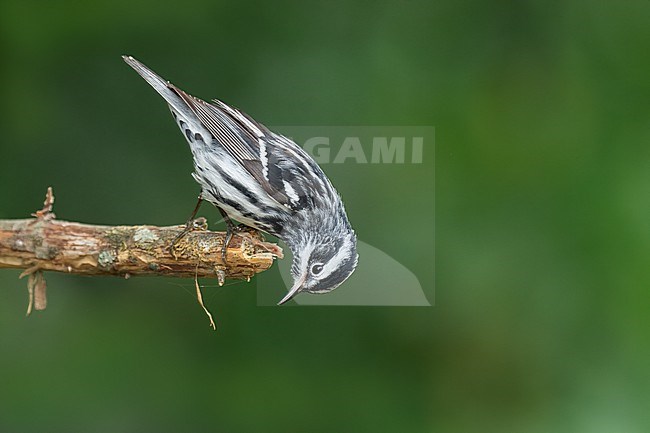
[122,55,190,116]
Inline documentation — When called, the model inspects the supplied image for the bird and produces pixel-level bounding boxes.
[122,56,358,305]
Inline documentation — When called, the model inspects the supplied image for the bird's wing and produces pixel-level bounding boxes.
[123,56,325,211]
[170,86,323,210]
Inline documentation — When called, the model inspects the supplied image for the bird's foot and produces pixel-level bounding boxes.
[170,217,208,259]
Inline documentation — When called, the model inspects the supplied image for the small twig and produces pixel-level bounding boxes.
[26,274,34,316]
[32,186,55,221]
[195,270,216,331]
[19,265,41,279]
[21,265,45,315]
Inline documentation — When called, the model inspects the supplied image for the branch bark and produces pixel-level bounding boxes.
[0,188,282,315]
[0,219,278,278]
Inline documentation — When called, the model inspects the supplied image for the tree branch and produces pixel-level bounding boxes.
[0,188,282,315]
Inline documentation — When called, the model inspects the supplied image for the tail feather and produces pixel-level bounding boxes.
[122,55,192,118]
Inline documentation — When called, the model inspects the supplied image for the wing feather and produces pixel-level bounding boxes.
[169,85,297,208]
[124,56,316,212]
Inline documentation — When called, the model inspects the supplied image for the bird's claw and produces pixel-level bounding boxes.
[169,217,208,258]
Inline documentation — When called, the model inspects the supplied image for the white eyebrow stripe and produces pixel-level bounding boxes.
[296,240,316,277]
[318,238,353,280]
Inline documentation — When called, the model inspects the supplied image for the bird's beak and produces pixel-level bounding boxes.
[277,272,308,306]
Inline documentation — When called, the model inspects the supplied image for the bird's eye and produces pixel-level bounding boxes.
[311,263,324,275]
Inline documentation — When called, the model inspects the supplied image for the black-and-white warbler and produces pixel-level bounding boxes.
[123,56,358,305]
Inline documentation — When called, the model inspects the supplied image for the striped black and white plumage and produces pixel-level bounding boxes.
[123,56,358,305]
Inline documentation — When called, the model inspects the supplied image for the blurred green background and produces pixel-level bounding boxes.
[0,0,648,431]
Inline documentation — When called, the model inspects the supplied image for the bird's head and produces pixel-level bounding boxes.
[278,227,358,305]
